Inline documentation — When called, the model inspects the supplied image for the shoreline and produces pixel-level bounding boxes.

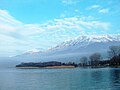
[16,65,75,69]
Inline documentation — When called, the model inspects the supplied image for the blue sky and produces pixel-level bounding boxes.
[0,0,120,57]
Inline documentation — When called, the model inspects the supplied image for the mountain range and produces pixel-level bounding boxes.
[14,34,120,62]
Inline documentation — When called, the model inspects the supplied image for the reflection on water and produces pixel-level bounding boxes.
[91,70,103,81]
[110,69,120,90]
[0,68,120,90]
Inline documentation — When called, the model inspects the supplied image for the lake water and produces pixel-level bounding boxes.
[0,68,120,90]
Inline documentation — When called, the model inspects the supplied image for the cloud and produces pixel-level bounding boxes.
[0,9,111,39]
[61,0,81,5]
[98,8,109,14]
[0,9,111,56]
[87,5,100,10]
[0,9,22,27]
[87,5,109,14]
[62,0,75,5]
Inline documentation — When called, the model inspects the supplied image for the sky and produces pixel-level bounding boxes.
[0,0,120,57]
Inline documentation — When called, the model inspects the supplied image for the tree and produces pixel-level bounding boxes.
[89,53,101,66]
[80,56,87,66]
[108,46,120,59]
[108,46,120,66]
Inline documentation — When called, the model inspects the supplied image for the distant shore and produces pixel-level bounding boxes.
[16,61,77,69]
[16,65,75,69]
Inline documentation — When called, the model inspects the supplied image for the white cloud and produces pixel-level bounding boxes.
[98,8,109,14]
[87,5,109,14]
[87,5,100,10]
[0,9,111,56]
[91,5,100,9]
[62,0,74,5]
[0,9,111,39]
[0,9,22,25]
[61,0,81,5]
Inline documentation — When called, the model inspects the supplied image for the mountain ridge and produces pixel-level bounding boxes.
[14,34,120,62]
[49,34,120,51]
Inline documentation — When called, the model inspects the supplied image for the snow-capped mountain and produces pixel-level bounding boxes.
[15,34,120,62]
[51,34,120,50]
[24,49,42,54]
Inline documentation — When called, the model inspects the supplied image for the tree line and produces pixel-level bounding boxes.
[79,46,120,67]
[16,45,120,68]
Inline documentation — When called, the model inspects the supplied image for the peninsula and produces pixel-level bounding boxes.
[16,61,77,69]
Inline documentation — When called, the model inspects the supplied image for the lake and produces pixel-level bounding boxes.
[0,68,120,90]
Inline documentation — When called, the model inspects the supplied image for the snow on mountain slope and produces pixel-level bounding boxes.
[15,34,120,62]
[24,49,42,54]
[51,34,120,50]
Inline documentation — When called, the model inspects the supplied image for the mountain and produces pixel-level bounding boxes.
[22,49,42,55]
[14,34,120,62]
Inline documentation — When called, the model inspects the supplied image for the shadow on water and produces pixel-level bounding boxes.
[89,68,120,90]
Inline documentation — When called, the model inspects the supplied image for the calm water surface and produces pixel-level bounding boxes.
[0,68,120,90]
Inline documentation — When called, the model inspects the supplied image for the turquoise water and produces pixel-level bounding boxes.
[0,68,120,90]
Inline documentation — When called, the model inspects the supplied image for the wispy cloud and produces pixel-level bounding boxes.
[87,5,100,10]
[61,0,81,5]
[0,9,111,40]
[87,4,109,14]
[98,8,109,14]
[0,10,22,25]
[0,9,111,56]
